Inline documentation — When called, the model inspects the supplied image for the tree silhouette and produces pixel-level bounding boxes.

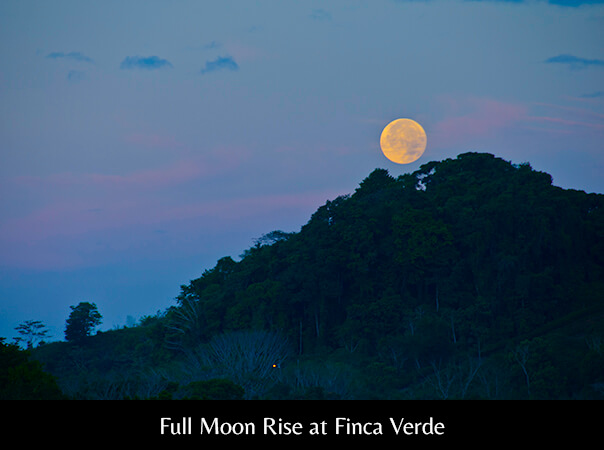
[65,302,102,343]
[14,320,49,349]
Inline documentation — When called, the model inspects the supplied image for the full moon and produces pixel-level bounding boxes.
[380,118,427,164]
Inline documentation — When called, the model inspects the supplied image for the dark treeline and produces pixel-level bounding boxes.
[6,152,604,400]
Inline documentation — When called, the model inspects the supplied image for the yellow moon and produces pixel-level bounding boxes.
[380,118,427,164]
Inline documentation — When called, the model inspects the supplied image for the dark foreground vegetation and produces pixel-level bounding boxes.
[3,152,604,399]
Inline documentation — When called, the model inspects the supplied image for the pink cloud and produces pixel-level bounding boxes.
[0,159,212,266]
[12,159,204,191]
[0,171,343,270]
[166,190,346,223]
[522,103,604,134]
[1,143,255,253]
[88,161,204,188]
[428,96,604,156]
[430,97,528,148]
[525,115,604,131]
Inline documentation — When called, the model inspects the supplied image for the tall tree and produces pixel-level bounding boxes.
[64,302,102,343]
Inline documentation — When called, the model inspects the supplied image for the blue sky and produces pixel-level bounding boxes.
[1,0,603,341]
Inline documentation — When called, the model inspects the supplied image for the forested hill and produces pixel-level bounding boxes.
[171,152,603,348]
[28,152,604,399]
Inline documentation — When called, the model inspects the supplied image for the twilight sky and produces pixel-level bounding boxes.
[1,0,603,341]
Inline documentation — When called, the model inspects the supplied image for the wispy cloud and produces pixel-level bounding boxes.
[67,70,87,83]
[310,9,332,21]
[46,51,93,63]
[200,56,239,74]
[120,55,173,70]
[204,40,222,50]
[545,54,604,69]
[525,102,604,132]
[0,188,340,270]
[431,97,528,148]
[461,0,604,5]
[547,0,604,6]
[579,91,604,99]
[12,160,203,193]
[458,0,523,3]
